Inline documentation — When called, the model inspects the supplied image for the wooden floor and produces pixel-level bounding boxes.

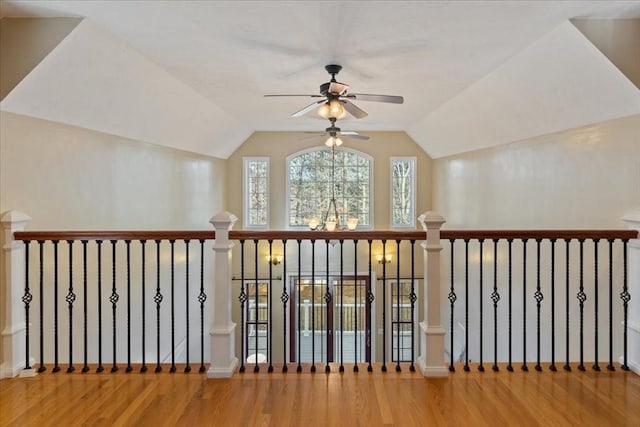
[1,363,639,426]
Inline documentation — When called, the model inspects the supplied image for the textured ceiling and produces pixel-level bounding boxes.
[1,1,639,159]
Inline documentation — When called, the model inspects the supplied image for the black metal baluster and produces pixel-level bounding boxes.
[184,240,191,373]
[325,239,331,374]
[82,240,89,373]
[367,240,374,373]
[110,240,119,373]
[238,240,246,373]
[170,240,176,373]
[154,240,162,373]
[38,241,46,373]
[354,239,359,373]
[66,240,76,373]
[254,239,260,373]
[141,240,148,373]
[491,239,500,372]
[478,238,484,373]
[564,239,571,372]
[577,239,586,371]
[507,239,513,372]
[310,239,316,373]
[464,238,470,372]
[535,239,543,372]
[125,240,132,373]
[410,240,416,372]
[396,239,402,373]
[198,240,207,373]
[550,239,557,372]
[339,239,345,373]
[96,240,104,373]
[382,239,388,372]
[281,239,288,373]
[593,239,600,372]
[297,239,302,373]
[53,240,60,373]
[621,240,630,371]
[607,239,615,372]
[449,239,456,372]
[521,238,528,372]
[268,240,274,373]
[23,241,32,371]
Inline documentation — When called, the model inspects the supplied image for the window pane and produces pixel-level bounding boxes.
[391,158,415,227]
[244,158,269,227]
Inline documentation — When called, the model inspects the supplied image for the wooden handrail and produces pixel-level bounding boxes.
[13,229,637,242]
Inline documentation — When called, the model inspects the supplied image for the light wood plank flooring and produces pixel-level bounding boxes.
[1,364,639,426]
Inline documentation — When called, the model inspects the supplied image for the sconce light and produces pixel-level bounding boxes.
[376,253,392,264]
[266,255,283,266]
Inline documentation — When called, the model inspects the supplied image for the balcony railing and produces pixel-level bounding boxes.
[1,210,638,379]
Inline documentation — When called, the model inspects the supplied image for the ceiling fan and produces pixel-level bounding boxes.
[264,64,403,119]
[306,117,369,147]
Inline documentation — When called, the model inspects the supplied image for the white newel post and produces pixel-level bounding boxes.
[417,212,448,377]
[622,208,640,376]
[207,211,239,378]
[1,211,36,378]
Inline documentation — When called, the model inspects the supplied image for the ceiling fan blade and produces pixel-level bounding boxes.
[264,94,324,97]
[342,99,368,119]
[345,93,404,104]
[291,99,326,118]
[328,82,349,95]
[341,132,369,141]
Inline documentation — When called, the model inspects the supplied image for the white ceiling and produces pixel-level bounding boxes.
[1,1,639,159]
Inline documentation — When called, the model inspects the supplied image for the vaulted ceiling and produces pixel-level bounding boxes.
[1,1,639,159]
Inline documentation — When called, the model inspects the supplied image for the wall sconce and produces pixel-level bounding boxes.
[266,255,283,266]
[376,253,392,264]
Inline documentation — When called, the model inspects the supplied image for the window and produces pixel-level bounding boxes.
[390,280,418,363]
[243,157,269,228]
[245,281,269,363]
[287,148,372,227]
[391,157,416,227]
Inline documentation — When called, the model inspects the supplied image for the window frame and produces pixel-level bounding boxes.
[390,156,416,228]
[243,157,270,229]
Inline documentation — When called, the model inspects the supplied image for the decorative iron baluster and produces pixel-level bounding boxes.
[549,239,557,372]
[396,239,401,373]
[281,239,288,373]
[382,239,388,372]
[339,239,345,373]
[110,240,119,373]
[254,239,260,373]
[606,239,615,372]
[577,239,586,371]
[534,239,543,372]
[141,240,148,373]
[198,239,207,373]
[66,240,76,373]
[592,239,600,372]
[507,239,513,372]
[325,239,331,374]
[125,240,132,373]
[410,240,417,372]
[53,240,60,373]
[170,240,176,373]
[310,239,316,373]
[296,239,302,373]
[478,238,484,373]
[268,239,275,373]
[564,238,571,372]
[184,239,191,373]
[449,239,456,372]
[38,241,46,373]
[354,239,359,373]
[238,240,246,373]
[521,238,528,372]
[621,239,630,371]
[96,240,104,373]
[82,240,89,373]
[491,239,500,372]
[154,240,163,373]
[464,238,470,372]
[367,239,374,373]
[23,240,32,371]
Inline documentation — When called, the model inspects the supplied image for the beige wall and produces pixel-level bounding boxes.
[227,130,433,229]
[433,114,640,228]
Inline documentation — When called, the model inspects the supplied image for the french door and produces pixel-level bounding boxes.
[290,275,371,364]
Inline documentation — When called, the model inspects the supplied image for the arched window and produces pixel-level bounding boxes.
[287,147,373,228]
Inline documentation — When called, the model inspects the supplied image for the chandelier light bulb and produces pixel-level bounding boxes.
[325,136,343,147]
